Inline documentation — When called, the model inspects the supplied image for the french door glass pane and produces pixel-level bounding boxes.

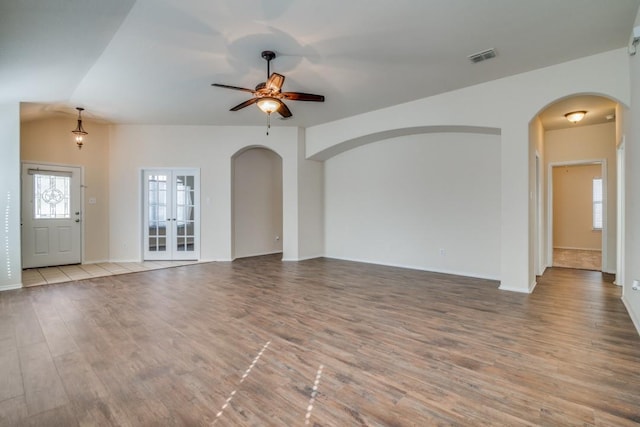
[175,174,195,253]
[148,174,168,253]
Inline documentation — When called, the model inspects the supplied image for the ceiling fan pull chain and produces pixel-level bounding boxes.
[266,113,271,135]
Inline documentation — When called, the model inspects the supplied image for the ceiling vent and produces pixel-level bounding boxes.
[468,48,497,64]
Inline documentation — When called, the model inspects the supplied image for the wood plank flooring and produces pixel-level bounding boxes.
[1,255,639,426]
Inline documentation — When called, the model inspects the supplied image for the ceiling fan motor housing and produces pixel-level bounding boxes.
[261,50,276,61]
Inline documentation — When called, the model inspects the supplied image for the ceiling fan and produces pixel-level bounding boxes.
[212,50,325,131]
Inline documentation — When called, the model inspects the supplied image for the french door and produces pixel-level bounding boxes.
[143,169,200,260]
[22,163,82,268]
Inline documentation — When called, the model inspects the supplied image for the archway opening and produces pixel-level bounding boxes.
[231,147,283,260]
[529,94,622,283]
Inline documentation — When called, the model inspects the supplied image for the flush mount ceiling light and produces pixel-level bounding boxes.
[564,110,587,124]
[71,107,88,149]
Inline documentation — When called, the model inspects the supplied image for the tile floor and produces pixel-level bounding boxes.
[552,248,602,271]
[22,260,201,287]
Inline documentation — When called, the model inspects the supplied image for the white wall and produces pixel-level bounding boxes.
[623,12,640,334]
[529,116,545,277]
[545,122,617,272]
[108,125,303,262]
[295,129,325,260]
[325,132,501,280]
[233,148,283,258]
[308,48,631,292]
[0,103,21,290]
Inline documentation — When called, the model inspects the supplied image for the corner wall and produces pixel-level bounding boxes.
[529,116,546,277]
[623,13,640,334]
[295,128,324,260]
[0,103,21,290]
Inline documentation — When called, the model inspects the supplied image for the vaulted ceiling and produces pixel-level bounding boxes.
[3,0,639,128]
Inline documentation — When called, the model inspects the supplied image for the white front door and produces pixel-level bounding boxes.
[21,163,82,268]
[143,169,199,261]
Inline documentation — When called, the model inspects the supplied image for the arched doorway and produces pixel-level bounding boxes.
[231,147,283,260]
[530,94,622,280]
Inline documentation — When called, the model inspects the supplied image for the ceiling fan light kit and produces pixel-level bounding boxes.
[257,97,281,114]
[212,50,325,135]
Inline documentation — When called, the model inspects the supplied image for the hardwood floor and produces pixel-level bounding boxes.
[1,255,639,426]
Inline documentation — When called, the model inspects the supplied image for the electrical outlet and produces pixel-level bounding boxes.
[439,248,445,256]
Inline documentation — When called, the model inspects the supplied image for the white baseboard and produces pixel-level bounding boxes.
[282,254,323,262]
[0,282,23,291]
[234,251,283,260]
[324,256,500,282]
[621,296,640,337]
[498,284,532,294]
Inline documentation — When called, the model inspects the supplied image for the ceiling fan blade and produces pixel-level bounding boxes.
[281,92,325,102]
[230,98,258,111]
[277,101,292,118]
[212,83,256,94]
[266,73,285,92]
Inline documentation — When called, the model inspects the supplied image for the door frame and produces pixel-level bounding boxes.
[535,151,545,276]
[546,159,607,270]
[21,161,85,268]
[141,168,200,261]
[616,139,625,286]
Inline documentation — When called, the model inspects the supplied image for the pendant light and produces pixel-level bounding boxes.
[71,107,88,149]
